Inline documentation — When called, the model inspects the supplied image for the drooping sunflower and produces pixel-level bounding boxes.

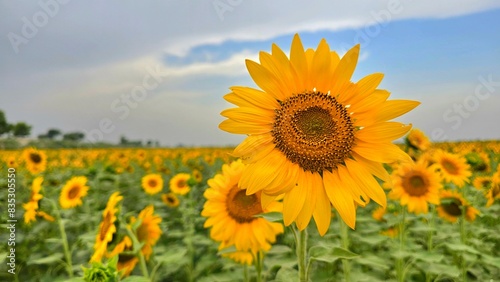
[161,192,180,208]
[219,34,418,235]
[107,236,138,277]
[389,161,441,214]
[202,160,284,254]
[141,173,164,195]
[129,205,162,260]
[437,190,479,223]
[22,177,44,224]
[59,176,89,209]
[22,148,47,174]
[169,173,191,195]
[406,128,431,151]
[433,150,471,187]
[485,182,500,207]
[90,192,123,263]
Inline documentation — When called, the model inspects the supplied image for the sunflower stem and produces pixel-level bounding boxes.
[50,199,73,278]
[295,224,308,282]
[125,226,150,279]
[339,218,351,282]
[396,206,406,282]
[255,250,263,282]
[182,191,196,282]
[460,205,468,282]
[426,205,436,282]
[244,264,249,282]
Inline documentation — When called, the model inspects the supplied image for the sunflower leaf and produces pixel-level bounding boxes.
[254,211,283,222]
[309,246,358,263]
[27,253,64,265]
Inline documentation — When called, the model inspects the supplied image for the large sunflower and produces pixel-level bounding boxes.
[141,173,164,195]
[23,148,47,174]
[169,173,191,195]
[129,205,162,260]
[202,160,284,255]
[433,150,471,187]
[389,162,441,214]
[59,176,89,209]
[90,192,123,263]
[437,190,479,223]
[219,34,418,234]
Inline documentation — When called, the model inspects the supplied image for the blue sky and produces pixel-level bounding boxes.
[1,1,499,146]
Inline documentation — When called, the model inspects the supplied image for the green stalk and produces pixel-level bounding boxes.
[50,199,73,278]
[244,264,249,282]
[396,206,406,282]
[125,226,150,279]
[460,205,467,282]
[294,225,308,282]
[339,218,351,282]
[255,250,263,282]
[426,205,436,282]
[182,191,196,282]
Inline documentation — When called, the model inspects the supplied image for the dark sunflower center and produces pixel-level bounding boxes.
[442,159,458,175]
[167,196,176,204]
[30,153,42,164]
[99,211,114,241]
[441,198,462,216]
[492,185,500,198]
[67,185,80,199]
[226,187,263,223]
[136,223,148,242]
[272,92,355,173]
[402,173,429,197]
[177,180,186,188]
[148,179,158,187]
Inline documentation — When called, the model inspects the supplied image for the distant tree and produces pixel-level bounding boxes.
[120,136,129,145]
[0,110,9,136]
[38,134,49,140]
[47,128,62,139]
[12,122,32,137]
[63,132,85,142]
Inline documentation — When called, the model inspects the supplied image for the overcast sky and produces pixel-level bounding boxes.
[1,1,500,146]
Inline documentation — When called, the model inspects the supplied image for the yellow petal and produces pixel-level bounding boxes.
[345,159,387,208]
[295,171,316,230]
[283,182,305,226]
[219,119,271,135]
[227,87,280,109]
[356,122,412,143]
[233,134,273,158]
[311,39,332,93]
[323,170,356,229]
[312,173,332,236]
[246,59,286,101]
[353,141,412,164]
[289,34,307,92]
[375,100,420,122]
[221,107,275,124]
[351,152,391,184]
[330,44,360,96]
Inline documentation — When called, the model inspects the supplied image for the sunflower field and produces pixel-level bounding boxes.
[1,35,500,282]
[0,138,500,282]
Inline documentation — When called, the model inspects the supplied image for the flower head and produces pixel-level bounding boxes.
[59,176,89,209]
[219,34,419,234]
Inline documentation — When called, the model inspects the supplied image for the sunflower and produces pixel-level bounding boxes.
[465,151,490,173]
[406,128,431,151]
[219,34,418,235]
[107,236,138,277]
[141,173,163,195]
[59,176,89,209]
[473,176,492,191]
[161,193,180,208]
[381,226,399,238]
[437,190,479,223]
[485,182,500,207]
[90,192,123,263]
[129,205,162,260]
[389,161,441,214]
[371,206,386,222]
[22,177,44,224]
[433,150,471,187]
[22,148,47,174]
[192,169,203,183]
[36,211,55,222]
[169,173,191,195]
[202,160,284,254]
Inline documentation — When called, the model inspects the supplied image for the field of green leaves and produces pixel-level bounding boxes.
[1,140,499,281]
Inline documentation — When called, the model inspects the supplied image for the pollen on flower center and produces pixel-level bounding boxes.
[226,186,263,223]
[272,91,355,173]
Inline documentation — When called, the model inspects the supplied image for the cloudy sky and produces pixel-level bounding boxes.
[1,1,500,146]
